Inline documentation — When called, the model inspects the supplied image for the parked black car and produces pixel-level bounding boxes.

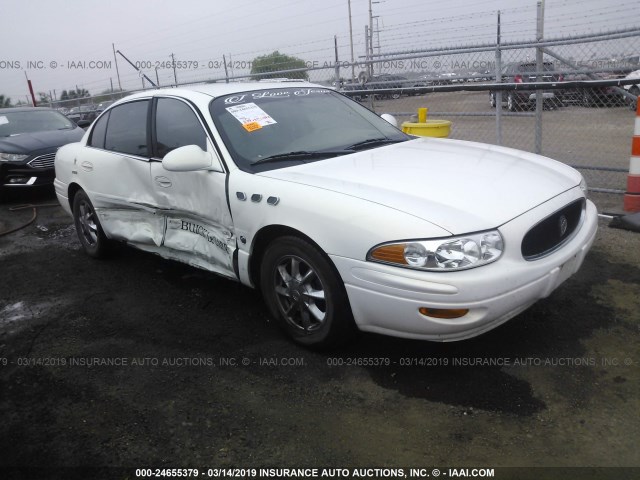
[0,107,85,200]
[490,61,562,111]
[340,80,368,101]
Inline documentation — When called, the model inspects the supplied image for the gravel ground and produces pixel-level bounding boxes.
[0,187,639,480]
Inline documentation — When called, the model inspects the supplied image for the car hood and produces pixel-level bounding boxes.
[0,127,85,154]
[259,137,582,234]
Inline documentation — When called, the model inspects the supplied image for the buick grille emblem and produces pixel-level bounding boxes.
[559,215,568,237]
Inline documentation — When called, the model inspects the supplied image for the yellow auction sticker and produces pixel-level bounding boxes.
[243,121,262,132]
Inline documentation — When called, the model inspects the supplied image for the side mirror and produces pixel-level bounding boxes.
[380,114,398,128]
[162,145,212,172]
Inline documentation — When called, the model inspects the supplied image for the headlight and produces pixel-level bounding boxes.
[368,230,504,271]
[0,152,29,162]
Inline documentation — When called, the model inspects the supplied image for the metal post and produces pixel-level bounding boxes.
[495,11,502,145]
[365,25,370,78]
[116,50,157,87]
[27,79,37,107]
[334,35,341,88]
[347,0,355,82]
[535,0,545,154]
[369,0,374,76]
[375,17,381,74]
[171,53,178,86]
[223,55,230,83]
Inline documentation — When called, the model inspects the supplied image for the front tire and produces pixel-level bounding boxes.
[260,236,357,348]
[72,190,109,258]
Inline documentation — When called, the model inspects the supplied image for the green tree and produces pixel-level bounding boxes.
[60,88,90,101]
[0,95,12,108]
[250,51,308,80]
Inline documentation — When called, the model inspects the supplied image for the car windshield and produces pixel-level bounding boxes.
[210,87,409,172]
[0,110,75,137]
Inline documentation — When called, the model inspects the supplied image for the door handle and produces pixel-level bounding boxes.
[155,176,172,188]
[80,161,93,172]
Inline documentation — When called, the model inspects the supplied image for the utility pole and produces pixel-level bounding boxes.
[170,53,178,86]
[112,43,122,91]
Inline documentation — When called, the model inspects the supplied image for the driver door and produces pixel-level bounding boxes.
[148,96,236,279]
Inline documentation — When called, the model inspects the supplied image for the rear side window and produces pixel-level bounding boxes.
[88,112,109,149]
[104,100,149,157]
[155,97,207,158]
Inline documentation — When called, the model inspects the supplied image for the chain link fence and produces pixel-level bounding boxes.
[334,28,640,212]
[36,27,640,211]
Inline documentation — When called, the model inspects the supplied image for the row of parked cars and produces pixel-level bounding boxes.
[56,101,114,127]
[489,61,638,111]
[340,63,639,109]
[339,72,489,100]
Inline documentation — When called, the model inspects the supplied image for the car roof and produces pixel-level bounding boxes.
[117,81,322,104]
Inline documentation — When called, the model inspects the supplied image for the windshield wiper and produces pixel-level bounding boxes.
[252,149,353,165]
[346,138,406,151]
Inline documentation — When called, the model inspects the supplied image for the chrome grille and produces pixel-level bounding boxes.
[27,152,56,169]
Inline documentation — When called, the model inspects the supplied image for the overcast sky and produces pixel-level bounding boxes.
[1,0,637,103]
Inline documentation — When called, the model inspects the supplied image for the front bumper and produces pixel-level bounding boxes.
[331,189,598,341]
[1,163,55,188]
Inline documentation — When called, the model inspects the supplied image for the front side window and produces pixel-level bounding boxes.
[104,100,149,157]
[210,88,408,172]
[154,97,207,158]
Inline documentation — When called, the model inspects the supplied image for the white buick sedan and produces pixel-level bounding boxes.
[54,82,598,348]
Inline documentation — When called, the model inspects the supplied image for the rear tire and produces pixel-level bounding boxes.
[72,190,109,258]
[260,236,357,349]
